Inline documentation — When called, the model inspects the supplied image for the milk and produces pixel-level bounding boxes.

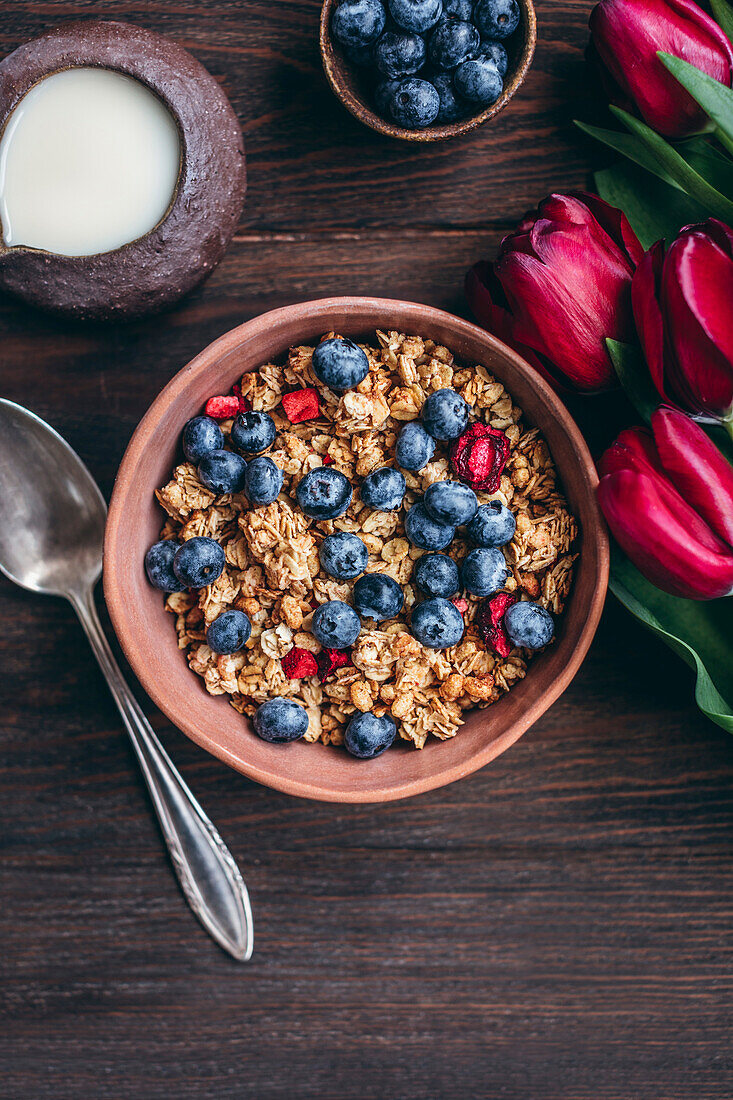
[0,67,181,257]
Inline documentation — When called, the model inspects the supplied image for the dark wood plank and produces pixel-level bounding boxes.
[0,2,731,1099]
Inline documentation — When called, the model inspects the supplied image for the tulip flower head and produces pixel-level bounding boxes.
[632,220,733,436]
[589,0,733,138]
[598,407,733,599]
[465,192,643,392]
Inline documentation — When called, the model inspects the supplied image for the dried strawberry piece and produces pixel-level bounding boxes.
[450,423,510,492]
[281,647,319,679]
[322,454,333,465]
[452,597,469,614]
[205,395,240,419]
[477,591,517,658]
[316,647,352,682]
[232,383,252,413]
[282,387,320,424]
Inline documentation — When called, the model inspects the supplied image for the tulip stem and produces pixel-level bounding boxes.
[716,126,733,159]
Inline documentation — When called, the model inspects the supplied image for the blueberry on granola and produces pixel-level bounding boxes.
[461,546,508,596]
[198,449,248,495]
[244,456,284,506]
[421,388,470,440]
[424,480,478,526]
[319,532,369,580]
[331,0,387,47]
[504,601,554,649]
[389,77,441,128]
[473,0,520,39]
[389,0,443,33]
[172,537,226,589]
[182,416,223,464]
[410,596,465,648]
[353,573,405,621]
[312,337,369,391]
[344,712,397,759]
[296,468,353,519]
[230,410,277,456]
[404,501,455,550]
[312,600,362,649]
[467,501,516,547]
[206,609,252,655]
[413,552,460,598]
[428,17,480,70]
[253,698,309,744]
[145,539,186,592]
[396,422,436,471]
[360,466,406,510]
[375,30,428,79]
[454,56,503,104]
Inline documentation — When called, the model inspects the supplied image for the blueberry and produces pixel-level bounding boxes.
[460,546,508,596]
[198,449,248,495]
[375,30,427,79]
[332,0,387,47]
[413,552,460,597]
[206,609,252,654]
[421,388,470,440]
[173,537,226,589]
[319,532,369,579]
[473,0,520,39]
[344,712,397,759]
[388,0,443,33]
[353,573,404,621]
[312,337,370,391]
[231,410,277,456]
[504,601,554,650]
[360,466,406,510]
[253,697,309,744]
[428,17,479,70]
[375,77,403,115]
[479,38,508,76]
[182,416,223,464]
[432,71,466,121]
[244,456,283,505]
[404,501,455,550]
[396,421,436,471]
[312,600,362,649]
[443,0,473,18]
[145,539,186,592]
[410,596,465,648]
[345,41,376,66]
[424,480,478,525]
[467,501,516,546]
[454,56,503,103]
[296,468,353,520]
[389,77,440,128]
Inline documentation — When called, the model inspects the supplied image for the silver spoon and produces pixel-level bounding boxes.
[0,399,253,962]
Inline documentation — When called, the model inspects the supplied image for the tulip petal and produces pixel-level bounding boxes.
[569,190,645,266]
[652,405,733,546]
[598,469,733,599]
[631,241,669,404]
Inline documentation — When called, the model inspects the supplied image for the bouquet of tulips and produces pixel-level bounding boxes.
[466,0,733,733]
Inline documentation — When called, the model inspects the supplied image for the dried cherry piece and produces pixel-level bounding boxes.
[477,591,517,658]
[232,383,252,413]
[281,647,319,679]
[450,422,510,492]
[282,387,320,423]
[322,454,333,466]
[205,395,240,419]
[316,647,352,681]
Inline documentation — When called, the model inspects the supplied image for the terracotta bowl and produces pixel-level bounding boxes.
[320,0,537,142]
[104,298,608,803]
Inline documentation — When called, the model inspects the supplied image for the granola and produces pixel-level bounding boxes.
[155,331,578,751]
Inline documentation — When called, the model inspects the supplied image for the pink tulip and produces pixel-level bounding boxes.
[589,0,733,138]
[598,413,733,600]
[632,220,733,435]
[465,192,643,392]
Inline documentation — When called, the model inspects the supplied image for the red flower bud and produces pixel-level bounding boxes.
[466,193,643,392]
[589,0,733,138]
[450,422,510,492]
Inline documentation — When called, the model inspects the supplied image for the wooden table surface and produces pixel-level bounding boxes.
[1,2,732,1098]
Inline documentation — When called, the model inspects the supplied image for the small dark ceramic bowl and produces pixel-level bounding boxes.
[320,0,537,141]
[104,297,609,804]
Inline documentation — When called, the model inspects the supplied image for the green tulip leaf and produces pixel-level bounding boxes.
[575,119,681,189]
[606,339,660,423]
[678,137,733,196]
[595,161,709,247]
[610,550,733,734]
[610,105,733,221]
[710,0,733,44]
[659,52,733,153]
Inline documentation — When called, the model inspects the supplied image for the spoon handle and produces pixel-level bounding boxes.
[70,586,254,962]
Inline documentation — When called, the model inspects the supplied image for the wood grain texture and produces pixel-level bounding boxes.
[0,2,731,1098]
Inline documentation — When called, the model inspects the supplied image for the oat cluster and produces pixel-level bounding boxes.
[155,331,578,750]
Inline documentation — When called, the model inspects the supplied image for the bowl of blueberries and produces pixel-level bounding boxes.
[320,0,536,140]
